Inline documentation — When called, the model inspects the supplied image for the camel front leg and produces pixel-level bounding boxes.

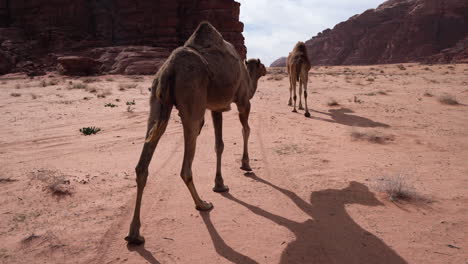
[181,118,213,211]
[303,78,311,118]
[238,102,252,171]
[212,111,229,192]
[298,78,304,110]
[288,78,293,106]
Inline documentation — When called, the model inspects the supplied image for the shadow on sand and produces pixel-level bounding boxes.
[207,173,407,264]
[201,212,259,264]
[127,244,161,264]
[310,108,390,128]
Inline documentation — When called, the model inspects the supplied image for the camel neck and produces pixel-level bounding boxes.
[248,73,260,99]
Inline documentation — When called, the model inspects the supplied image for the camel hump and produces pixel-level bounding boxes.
[185,21,224,51]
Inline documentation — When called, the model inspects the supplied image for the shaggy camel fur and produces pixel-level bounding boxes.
[125,22,266,245]
[287,42,312,117]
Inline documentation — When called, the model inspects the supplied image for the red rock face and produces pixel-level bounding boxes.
[0,0,246,75]
[303,0,468,65]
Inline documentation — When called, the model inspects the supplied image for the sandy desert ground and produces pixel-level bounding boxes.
[0,63,467,264]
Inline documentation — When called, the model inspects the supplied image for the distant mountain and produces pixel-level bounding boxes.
[270,57,287,67]
[273,0,468,66]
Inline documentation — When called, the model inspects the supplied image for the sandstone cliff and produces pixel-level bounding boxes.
[273,0,468,66]
[0,0,246,75]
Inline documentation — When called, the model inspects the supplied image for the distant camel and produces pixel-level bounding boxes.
[287,42,311,117]
[125,22,267,245]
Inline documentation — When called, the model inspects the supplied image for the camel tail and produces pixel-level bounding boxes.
[146,68,174,144]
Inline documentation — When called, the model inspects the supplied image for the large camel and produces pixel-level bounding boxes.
[287,41,311,117]
[125,22,267,245]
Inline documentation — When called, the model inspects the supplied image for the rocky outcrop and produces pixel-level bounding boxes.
[0,0,246,75]
[270,57,287,67]
[272,0,468,65]
[57,56,102,76]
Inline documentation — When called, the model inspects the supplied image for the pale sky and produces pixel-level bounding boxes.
[238,0,384,65]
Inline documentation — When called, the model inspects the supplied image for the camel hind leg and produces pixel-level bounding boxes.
[298,78,304,110]
[126,99,173,245]
[303,74,311,118]
[179,113,214,211]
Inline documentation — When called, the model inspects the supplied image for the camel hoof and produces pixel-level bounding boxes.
[240,165,252,171]
[213,185,229,193]
[292,109,298,113]
[125,234,145,245]
[288,102,292,106]
[304,112,311,118]
[196,201,214,211]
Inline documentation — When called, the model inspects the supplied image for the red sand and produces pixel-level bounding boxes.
[0,64,467,263]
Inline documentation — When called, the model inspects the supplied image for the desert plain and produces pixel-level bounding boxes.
[0,63,467,264]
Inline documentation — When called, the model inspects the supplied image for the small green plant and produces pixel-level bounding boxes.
[126,100,136,105]
[106,77,114,82]
[105,103,117,108]
[80,126,101,135]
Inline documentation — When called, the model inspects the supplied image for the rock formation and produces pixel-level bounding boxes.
[0,0,246,75]
[273,0,468,66]
[270,57,287,67]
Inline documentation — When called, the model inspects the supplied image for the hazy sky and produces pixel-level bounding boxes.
[238,0,384,65]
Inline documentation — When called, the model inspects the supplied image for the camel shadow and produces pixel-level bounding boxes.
[127,244,161,264]
[311,108,390,128]
[200,212,258,264]
[222,174,407,264]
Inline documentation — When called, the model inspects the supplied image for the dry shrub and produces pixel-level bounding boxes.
[397,64,406,70]
[85,86,97,93]
[128,76,144,82]
[373,174,416,201]
[97,89,112,98]
[351,129,394,144]
[438,94,458,105]
[423,91,433,97]
[68,82,88,90]
[30,93,39,99]
[119,83,138,91]
[0,177,17,183]
[82,78,100,83]
[327,98,339,106]
[30,169,73,196]
[377,90,388,95]
[10,92,21,97]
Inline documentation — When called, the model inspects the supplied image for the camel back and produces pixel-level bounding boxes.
[290,42,310,65]
[184,22,243,89]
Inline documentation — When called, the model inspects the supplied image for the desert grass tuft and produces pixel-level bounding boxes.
[327,98,339,106]
[438,94,458,105]
[373,174,416,202]
[351,129,394,144]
